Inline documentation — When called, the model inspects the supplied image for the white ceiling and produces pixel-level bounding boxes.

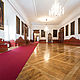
[14,0,80,25]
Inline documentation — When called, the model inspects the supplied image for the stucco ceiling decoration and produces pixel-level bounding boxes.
[14,0,80,25]
[38,16,54,22]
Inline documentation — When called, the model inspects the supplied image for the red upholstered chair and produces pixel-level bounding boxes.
[64,37,80,46]
[15,37,26,46]
[10,40,15,47]
[0,39,8,53]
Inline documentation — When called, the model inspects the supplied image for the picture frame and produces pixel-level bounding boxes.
[16,16,20,34]
[53,30,57,37]
[0,0,4,30]
[41,30,45,37]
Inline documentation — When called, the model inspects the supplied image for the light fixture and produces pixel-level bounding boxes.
[49,1,64,16]
[38,16,53,22]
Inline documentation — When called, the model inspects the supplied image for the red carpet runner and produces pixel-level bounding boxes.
[0,42,38,80]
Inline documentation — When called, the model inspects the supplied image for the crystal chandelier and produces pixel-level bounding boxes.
[49,1,64,16]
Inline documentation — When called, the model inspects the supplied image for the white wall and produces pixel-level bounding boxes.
[1,0,80,41]
[31,25,59,42]
[0,0,30,41]
[59,6,80,40]
[0,30,4,39]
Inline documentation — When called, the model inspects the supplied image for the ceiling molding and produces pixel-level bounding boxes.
[31,22,56,25]
[13,0,80,25]
[32,0,37,17]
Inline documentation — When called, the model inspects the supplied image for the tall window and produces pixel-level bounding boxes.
[65,25,68,36]
[78,18,80,34]
[16,16,20,34]
[53,30,57,37]
[71,21,75,35]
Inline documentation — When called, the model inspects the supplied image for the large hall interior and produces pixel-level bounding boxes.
[0,0,80,80]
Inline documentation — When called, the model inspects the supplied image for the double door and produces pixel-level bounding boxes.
[58,27,64,43]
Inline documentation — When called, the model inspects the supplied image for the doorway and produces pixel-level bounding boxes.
[48,33,52,43]
[58,27,64,43]
[33,30,40,42]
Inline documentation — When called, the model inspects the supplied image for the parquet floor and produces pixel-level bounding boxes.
[16,43,80,80]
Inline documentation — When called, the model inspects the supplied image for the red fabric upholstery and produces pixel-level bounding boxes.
[15,37,27,46]
[64,37,80,45]
[10,40,15,47]
[0,39,8,53]
[39,40,46,43]
[53,40,59,43]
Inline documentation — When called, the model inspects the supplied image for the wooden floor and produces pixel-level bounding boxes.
[16,43,80,80]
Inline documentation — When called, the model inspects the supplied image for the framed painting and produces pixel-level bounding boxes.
[0,0,4,30]
[53,30,57,37]
[41,30,45,37]
[27,27,28,37]
[21,21,24,35]
[25,24,28,37]
[16,16,20,34]
[71,21,75,35]
[65,25,69,36]
[78,18,80,34]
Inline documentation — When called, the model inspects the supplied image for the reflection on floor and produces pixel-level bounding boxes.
[16,43,80,80]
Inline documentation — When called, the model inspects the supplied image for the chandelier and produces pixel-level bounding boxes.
[49,1,64,16]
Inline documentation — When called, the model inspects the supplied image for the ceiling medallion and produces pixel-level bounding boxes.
[38,16,53,22]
